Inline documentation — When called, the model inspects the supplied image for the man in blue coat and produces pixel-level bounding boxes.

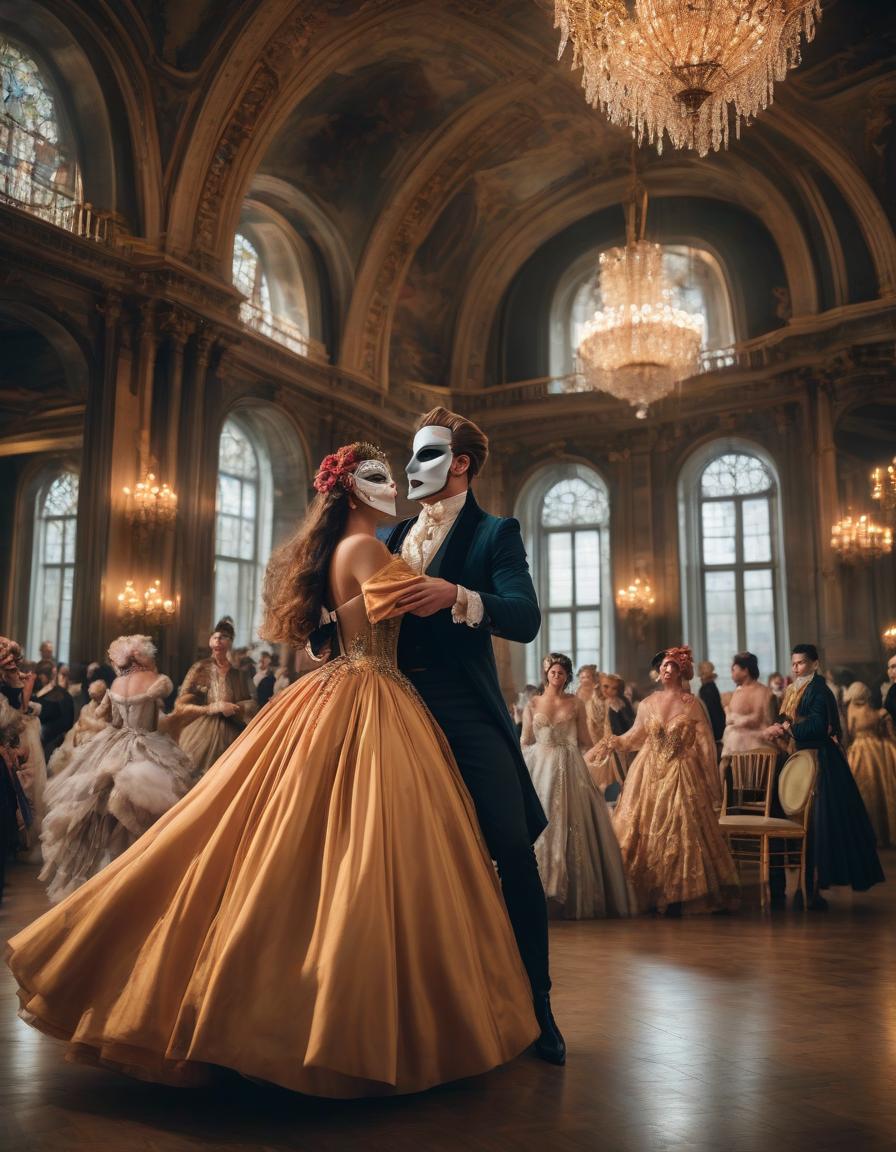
[386,407,564,1065]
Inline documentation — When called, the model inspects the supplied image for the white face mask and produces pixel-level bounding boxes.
[353,458,397,517]
[406,426,453,501]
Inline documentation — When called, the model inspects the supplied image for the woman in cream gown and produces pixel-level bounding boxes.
[6,443,537,1098]
[39,637,195,904]
[599,647,739,915]
[522,654,628,920]
[845,681,896,848]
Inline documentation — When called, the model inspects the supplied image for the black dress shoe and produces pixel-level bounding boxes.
[533,994,566,1065]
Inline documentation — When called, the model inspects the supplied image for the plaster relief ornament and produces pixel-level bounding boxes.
[406,425,454,501]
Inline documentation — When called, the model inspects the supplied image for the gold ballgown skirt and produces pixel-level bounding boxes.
[848,711,896,848]
[613,696,739,913]
[6,558,538,1097]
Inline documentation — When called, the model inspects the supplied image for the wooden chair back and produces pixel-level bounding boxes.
[721,748,778,817]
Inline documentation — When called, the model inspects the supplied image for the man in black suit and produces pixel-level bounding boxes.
[386,407,565,1066]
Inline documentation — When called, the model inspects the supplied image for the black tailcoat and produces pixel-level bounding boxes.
[387,491,547,843]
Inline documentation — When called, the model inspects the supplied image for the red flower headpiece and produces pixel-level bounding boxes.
[313,445,358,495]
[663,645,694,681]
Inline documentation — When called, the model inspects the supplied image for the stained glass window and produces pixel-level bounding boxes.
[535,471,610,672]
[0,38,79,222]
[214,419,270,647]
[698,452,779,680]
[29,472,78,662]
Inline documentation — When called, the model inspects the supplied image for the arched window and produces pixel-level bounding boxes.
[518,464,612,680]
[0,37,80,224]
[679,445,787,685]
[550,244,736,382]
[214,418,273,647]
[233,220,320,359]
[28,471,78,662]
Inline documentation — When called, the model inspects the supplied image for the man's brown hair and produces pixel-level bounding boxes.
[415,407,489,479]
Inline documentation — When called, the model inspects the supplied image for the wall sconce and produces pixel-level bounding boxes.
[883,623,896,651]
[116,577,177,632]
[616,577,655,641]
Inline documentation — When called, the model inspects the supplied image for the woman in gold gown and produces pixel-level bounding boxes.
[845,681,896,848]
[174,618,256,777]
[598,646,739,915]
[6,443,537,1098]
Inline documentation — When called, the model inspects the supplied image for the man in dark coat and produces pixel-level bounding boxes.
[766,643,884,908]
[884,654,896,728]
[697,660,727,745]
[386,406,564,1065]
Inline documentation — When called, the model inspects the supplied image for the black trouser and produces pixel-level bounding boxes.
[407,669,551,997]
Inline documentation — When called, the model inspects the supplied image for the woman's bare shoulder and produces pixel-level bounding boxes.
[330,534,393,591]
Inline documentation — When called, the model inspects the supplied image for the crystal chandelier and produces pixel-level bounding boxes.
[554,0,821,157]
[122,472,178,529]
[830,513,893,564]
[116,578,177,630]
[572,189,703,417]
[871,458,896,521]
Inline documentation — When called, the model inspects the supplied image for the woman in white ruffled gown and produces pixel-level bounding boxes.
[522,654,629,920]
[40,635,195,903]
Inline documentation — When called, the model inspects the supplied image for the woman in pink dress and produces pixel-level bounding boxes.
[721,651,779,759]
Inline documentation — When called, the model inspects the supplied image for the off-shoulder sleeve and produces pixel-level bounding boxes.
[151,675,174,700]
[362,556,426,623]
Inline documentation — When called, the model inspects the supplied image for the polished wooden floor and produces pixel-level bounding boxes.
[2,854,895,1152]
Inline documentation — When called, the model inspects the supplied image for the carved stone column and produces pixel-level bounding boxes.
[159,309,196,489]
[134,303,158,477]
[172,327,216,674]
[814,379,844,655]
[70,292,122,662]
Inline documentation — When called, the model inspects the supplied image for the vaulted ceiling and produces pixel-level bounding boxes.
[6,0,896,399]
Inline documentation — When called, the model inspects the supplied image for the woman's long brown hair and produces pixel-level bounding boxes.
[260,442,386,647]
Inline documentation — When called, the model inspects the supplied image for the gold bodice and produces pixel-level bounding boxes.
[644,713,699,759]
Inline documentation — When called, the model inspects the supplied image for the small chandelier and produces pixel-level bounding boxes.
[554,1,821,157]
[122,472,178,530]
[617,577,656,615]
[572,185,702,417]
[871,458,896,520]
[116,578,177,630]
[883,623,896,651]
[830,513,893,564]
[616,577,656,641]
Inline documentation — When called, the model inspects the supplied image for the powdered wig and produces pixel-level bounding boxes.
[107,634,156,673]
[843,681,871,705]
[87,678,108,702]
[662,645,695,682]
[261,442,389,648]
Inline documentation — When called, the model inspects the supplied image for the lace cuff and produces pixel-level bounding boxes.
[452,585,484,628]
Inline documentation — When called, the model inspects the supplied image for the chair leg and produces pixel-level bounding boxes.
[798,840,807,909]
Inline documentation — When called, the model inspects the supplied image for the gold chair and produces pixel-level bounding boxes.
[719,749,817,909]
